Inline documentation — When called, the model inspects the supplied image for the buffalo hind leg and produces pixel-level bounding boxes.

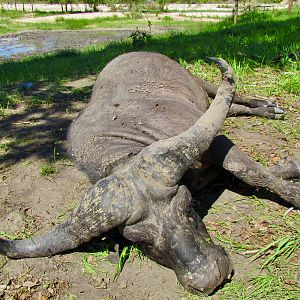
[228,103,285,119]
[199,78,285,119]
[203,135,300,208]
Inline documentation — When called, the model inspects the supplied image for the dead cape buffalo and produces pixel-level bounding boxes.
[0,52,299,295]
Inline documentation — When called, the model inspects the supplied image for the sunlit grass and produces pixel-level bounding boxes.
[200,193,300,300]
[252,235,300,268]
[39,162,57,176]
[114,245,144,279]
[81,247,110,275]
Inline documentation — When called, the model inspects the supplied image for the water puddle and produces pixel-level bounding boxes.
[0,30,134,59]
[0,26,177,60]
[0,36,36,57]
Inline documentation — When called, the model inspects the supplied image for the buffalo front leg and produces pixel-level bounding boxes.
[202,135,300,208]
[266,158,300,180]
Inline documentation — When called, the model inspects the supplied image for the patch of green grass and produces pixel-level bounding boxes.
[114,245,144,279]
[277,69,300,95]
[250,211,300,269]
[82,255,98,275]
[214,232,255,252]
[54,17,96,30]
[0,91,23,109]
[214,279,248,300]
[19,210,38,238]
[249,268,299,300]
[0,137,41,158]
[39,162,57,176]
[0,141,11,153]
[67,294,77,300]
[210,195,300,256]
[267,119,300,142]
[207,267,299,300]
[252,235,300,268]
[163,15,173,21]
[0,231,16,239]
[79,242,144,280]
[0,210,40,240]
[29,94,53,106]
[248,146,270,166]
[0,15,153,34]
[81,243,110,276]
[206,194,300,300]
[0,9,26,19]
[71,87,90,99]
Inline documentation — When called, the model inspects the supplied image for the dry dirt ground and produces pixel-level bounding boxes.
[0,72,299,300]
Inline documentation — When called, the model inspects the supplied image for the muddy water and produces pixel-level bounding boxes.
[0,29,136,60]
[0,36,36,57]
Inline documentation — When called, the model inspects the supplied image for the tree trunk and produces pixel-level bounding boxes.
[233,0,239,24]
[288,0,293,13]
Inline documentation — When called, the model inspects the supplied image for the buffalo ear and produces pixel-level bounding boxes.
[170,185,193,223]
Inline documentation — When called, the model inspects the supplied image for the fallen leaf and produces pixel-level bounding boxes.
[37,292,48,300]
[59,281,69,289]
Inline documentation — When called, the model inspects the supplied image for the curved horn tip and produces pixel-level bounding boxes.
[207,57,232,75]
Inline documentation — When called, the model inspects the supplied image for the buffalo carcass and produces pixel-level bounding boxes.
[1,52,299,294]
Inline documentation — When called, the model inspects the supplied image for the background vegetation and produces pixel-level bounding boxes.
[0,5,299,300]
[0,0,286,13]
[1,9,299,85]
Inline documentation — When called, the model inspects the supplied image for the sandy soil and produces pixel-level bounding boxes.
[0,146,263,300]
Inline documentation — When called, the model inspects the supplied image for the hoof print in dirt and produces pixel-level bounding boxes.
[1,52,299,295]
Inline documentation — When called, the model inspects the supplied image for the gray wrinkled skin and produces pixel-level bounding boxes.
[1,52,299,295]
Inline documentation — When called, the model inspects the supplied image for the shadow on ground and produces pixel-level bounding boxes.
[0,82,93,168]
[1,12,299,168]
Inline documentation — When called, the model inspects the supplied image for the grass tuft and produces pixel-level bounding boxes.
[39,162,57,176]
[114,245,143,279]
[252,231,300,269]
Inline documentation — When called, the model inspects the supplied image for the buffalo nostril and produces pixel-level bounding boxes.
[227,270,233,280]
[216,255,233,281]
